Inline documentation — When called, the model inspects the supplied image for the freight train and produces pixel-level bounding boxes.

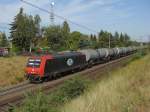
[25,47,141,82]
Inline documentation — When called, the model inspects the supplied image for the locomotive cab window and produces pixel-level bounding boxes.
[27,59,41,67]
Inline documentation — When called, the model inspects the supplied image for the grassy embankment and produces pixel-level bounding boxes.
[13,77,91,112]
[13,52,150,112]
[62,54,150,112]
[0,56,28,88]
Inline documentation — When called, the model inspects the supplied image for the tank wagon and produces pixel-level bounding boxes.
[127,47,134,54]
[114,48,120,55]
[78,49,99,66]
[25,46,143,82]
[96,48,117,61]
[97,48,109,61]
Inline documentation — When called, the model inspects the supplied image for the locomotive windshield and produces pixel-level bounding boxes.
[27,59,41,67]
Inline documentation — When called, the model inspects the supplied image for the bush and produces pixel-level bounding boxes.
[13,77,91,112]
[49,77,90,104]
[14,90,50,112]
[125,51,147,66]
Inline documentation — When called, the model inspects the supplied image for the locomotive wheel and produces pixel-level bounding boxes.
[37,78,44,83]
[44,76,51,82]
[52,73,57,80]
[29,78,44,83]
[56,73,61,78]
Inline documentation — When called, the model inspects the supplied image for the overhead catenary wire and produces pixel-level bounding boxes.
[20,0,98,34]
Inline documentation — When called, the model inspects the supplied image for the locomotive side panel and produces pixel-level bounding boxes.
[44,53,86,77]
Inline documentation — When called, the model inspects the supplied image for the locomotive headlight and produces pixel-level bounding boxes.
[32,69,35,71]
[29,59,34,62]
[35,59,41,62]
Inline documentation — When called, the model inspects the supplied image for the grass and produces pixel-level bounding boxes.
[11,52,149,112]
[13,77,91,112]
[12,53,149,112]
[0,56,28,88]
[62,54,150,112]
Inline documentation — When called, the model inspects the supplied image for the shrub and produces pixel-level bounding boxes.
[49,77,90,104]
[13,90,50,112]
[13,77,91,112]
[125,51,147,66]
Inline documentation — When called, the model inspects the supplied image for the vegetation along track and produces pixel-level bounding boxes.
[0,55,133,112]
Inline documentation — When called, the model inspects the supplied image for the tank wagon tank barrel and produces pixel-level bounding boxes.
[78,49,99,65]
[97,48,109,58]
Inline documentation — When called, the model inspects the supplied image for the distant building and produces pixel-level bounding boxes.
[0,47,9,56]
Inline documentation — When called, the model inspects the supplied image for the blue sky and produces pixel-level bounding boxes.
[0,0,150,42]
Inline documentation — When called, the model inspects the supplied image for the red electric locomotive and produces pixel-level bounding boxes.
[25,52,86,82]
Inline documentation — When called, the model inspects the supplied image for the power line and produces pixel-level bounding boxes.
[20,0,98,33]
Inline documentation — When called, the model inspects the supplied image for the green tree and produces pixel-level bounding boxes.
[90,34,98,48]
[10,8,26,51]
[34,14,41,36]
[98,30,105,47]
[114,32,120,47]
[98,30,112,48]
[119,32,124,47]
[124,33,131,46]
[62,21,71,49]
[10,8,41,52]
[29,14,41,52]
[44,25,65,51]
[69,31,88,50]
[109,33,114,48]
[0,32,9,47]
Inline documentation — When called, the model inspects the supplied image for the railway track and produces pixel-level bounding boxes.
[0,81,32,96]
[0,55,133,112]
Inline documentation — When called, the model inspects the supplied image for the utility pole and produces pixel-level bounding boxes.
[50,1,55,25]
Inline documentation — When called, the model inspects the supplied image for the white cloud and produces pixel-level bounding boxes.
[0,0,127,22]
[59,0,123,16]
[0,0,130,34]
